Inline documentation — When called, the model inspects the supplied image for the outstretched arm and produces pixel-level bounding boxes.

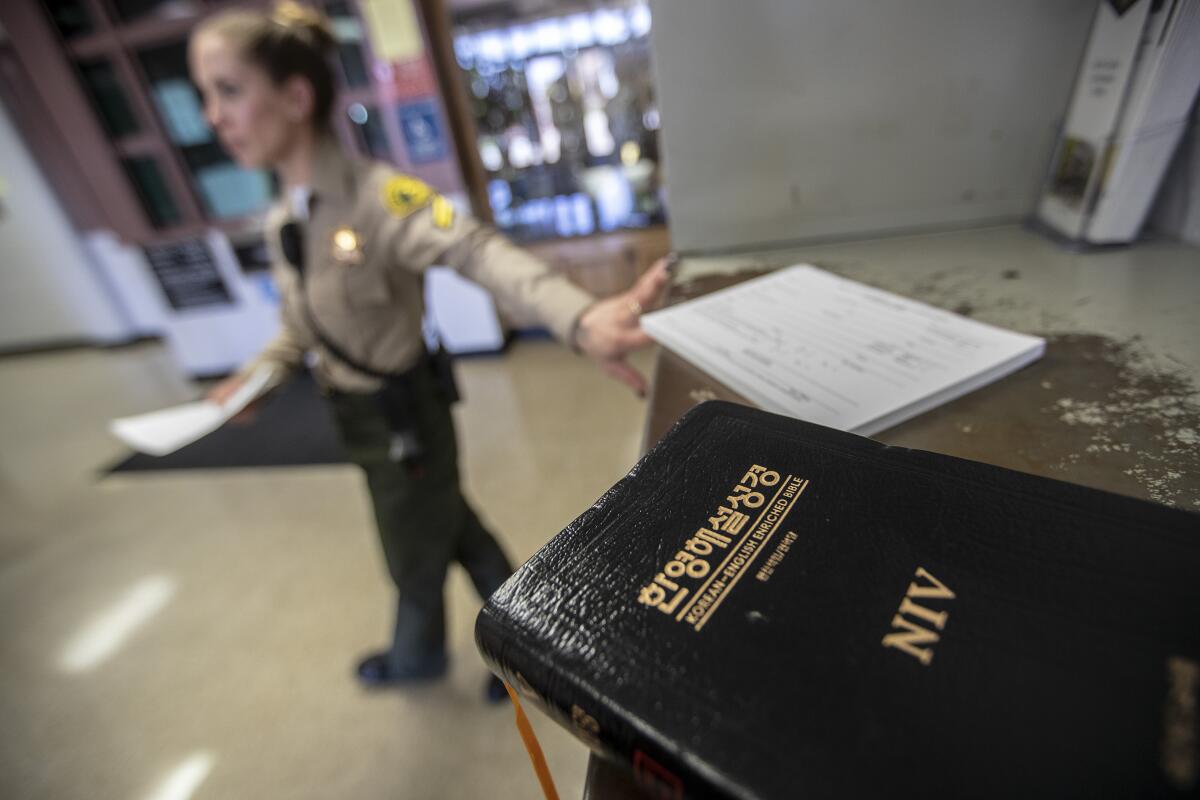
[573,258,671,396]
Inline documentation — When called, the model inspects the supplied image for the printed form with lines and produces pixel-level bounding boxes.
[641,265,1045,436]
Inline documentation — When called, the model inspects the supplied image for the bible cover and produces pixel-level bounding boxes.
[476,402,1200,799]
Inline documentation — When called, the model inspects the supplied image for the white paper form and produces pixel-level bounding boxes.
[109,365,277,457]
[641,266,1045,436]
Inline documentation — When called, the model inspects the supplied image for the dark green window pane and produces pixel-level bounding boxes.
[336,42,370,88]
[348,104,390,160]
[77,60,140,138]
[111,0,177,22]
[41,0,93,39]
[121,156,181,228]
[180,142,272,219]
[326,2,370,88]
[137,40,189,83]
[139,41,212,146]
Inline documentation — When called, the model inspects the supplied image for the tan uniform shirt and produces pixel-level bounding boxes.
[243,137,595,393]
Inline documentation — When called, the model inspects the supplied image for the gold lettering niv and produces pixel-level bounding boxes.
[881,566,955,666]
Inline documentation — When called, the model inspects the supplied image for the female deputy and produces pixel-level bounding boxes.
[189,3,668,698]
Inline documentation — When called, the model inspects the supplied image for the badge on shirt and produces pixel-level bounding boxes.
[382,175,433,218]
[431,195,455,230]
[331,226,364,265]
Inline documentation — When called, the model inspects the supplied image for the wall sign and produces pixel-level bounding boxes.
[144,238,233,311]
[398,99,448,164]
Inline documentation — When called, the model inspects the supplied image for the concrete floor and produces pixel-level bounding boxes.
[0,339,654,799]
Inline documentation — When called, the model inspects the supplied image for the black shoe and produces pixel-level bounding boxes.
[484,674,509,704]
[355,651,448,688]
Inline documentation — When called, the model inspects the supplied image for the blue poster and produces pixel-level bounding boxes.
[398,99,448,164]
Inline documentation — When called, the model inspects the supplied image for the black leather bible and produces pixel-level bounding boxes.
[476,401,1200,799]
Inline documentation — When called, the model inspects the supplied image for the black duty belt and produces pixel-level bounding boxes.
[278,219,459,465]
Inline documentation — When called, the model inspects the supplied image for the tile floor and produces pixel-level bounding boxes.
[0,339,655,799]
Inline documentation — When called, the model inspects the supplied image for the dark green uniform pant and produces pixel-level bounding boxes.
[328,366,513,674]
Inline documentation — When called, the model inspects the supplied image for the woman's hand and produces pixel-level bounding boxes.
[574,257,672,396]
[205,373,262,424]
[206,374,246,406]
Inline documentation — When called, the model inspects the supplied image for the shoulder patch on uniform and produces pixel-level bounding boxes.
[381,175,433,218]
[431,195,455,229]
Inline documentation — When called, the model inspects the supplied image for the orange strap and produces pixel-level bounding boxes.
[505,681,561,800]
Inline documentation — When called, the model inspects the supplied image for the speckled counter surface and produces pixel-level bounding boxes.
[645,225,1200,511]
[595,223,1199,800]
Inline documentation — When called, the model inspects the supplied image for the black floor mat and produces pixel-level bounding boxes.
[105,372,348,473]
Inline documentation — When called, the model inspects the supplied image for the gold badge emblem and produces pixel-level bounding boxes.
[431,195,455,229]
[331,226,363,265]
[382,175,433,218]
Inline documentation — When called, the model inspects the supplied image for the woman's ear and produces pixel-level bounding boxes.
[281,74,316,123]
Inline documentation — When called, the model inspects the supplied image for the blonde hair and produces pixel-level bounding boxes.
[194,2,337,124]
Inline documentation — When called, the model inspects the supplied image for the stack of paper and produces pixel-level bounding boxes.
[640,266,1045,437]
[109,365,276,457]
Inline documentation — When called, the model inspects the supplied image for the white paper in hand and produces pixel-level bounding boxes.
[109,365,277,457]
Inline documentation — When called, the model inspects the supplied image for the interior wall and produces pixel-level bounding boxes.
[1149,101,1200,246]
[0,99,130,349]
[648,0,1098,253]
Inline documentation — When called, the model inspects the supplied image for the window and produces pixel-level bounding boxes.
[454,1,664,241]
